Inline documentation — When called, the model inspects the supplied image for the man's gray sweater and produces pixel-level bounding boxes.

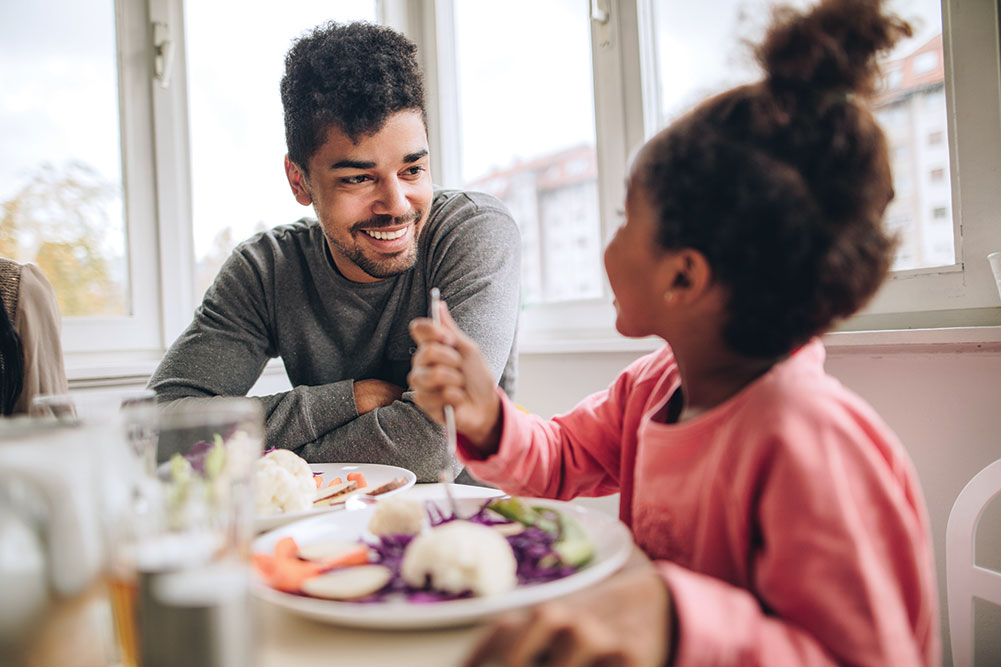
[148,188,521,482]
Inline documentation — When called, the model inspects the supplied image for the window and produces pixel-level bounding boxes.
[0,1,126,316]
[913,50,938,74]
[647,0,953,278]
[645,0,983,328]
[10,0,1001,375]
[185,2,378,299]
[1,0,162,356]
[420,0,1001,341]
[884,68,904,89]
[443,0,603,306]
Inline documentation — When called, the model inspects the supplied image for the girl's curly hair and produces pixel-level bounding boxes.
[638,0,912,358]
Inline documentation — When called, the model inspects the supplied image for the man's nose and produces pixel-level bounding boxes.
[373,176,409,219]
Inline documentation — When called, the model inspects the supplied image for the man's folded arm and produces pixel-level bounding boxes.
[288,389,452,482]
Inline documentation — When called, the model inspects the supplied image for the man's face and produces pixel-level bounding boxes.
[285,110,432,283]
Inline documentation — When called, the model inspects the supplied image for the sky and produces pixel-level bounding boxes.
[453,0,596,183]
[0,0,120,203]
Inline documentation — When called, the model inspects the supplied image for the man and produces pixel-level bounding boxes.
[148,22,520,482]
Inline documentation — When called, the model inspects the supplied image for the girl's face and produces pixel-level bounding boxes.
[603,180,669,338]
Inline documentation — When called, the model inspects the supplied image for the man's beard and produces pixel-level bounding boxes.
[328,209,423,279]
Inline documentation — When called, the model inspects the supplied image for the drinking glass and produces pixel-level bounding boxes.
[106,398,263,667]
[31,389,159,482]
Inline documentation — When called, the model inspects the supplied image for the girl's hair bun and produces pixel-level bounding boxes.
[758,0,912,102]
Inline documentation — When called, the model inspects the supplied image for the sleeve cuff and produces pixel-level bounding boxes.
[457,388,525,482]
[655,561,759,666]
[300,379,360,440]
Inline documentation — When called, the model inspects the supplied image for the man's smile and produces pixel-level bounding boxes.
[363,227,409,241]
[357,222,415,252]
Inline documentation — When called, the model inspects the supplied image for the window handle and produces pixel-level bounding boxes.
[591,0,612,49]
[153,21,175,89]
[590,0,610,24]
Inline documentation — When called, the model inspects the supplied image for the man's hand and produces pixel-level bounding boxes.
[463,564,673,667]
[353,379,405,414]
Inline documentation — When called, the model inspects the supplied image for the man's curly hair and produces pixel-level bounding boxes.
[281,21,427,172]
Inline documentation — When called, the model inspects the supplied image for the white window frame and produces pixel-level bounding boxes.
[65,0,195,381]
[410,0,1001,353]
[66,0,1001,384]
[61,0,165,362]
[850,0,1001,332]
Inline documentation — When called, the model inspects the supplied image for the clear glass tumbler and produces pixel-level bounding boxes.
[106,397,263,667]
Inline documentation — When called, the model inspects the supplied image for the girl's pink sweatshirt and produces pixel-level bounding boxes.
[460,339,939,666]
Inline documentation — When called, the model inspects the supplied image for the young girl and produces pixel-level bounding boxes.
[409,0,938,664]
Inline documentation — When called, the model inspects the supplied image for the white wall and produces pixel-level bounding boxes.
[516,345,1001,667]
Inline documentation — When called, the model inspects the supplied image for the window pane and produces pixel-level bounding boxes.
[650,0,952,272]
[454,0,602,305]
[872,0,951,271]
[184,2,377,298]
[0,0,127,317]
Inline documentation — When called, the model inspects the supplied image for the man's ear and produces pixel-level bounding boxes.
[284,155,313,206]
[662,248,713,305]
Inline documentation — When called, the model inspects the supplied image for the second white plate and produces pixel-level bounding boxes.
[255,462,416,532]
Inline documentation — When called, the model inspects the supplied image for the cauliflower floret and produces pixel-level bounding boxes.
[367,497,429,537]
[254,449,315,514]
[400,520,517,596]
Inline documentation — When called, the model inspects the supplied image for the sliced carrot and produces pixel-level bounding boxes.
[327,477,343,487]
[264,536,372,593]
[314,475,324,488]
[270,558,326,593]
[274,536,299,560]
[346,472,367,489]
[252,553,277,579]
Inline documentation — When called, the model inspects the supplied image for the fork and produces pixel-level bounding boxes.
[430,288,460,518]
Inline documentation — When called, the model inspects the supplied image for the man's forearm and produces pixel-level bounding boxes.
[258,382,453,482]
[294,396,454,482]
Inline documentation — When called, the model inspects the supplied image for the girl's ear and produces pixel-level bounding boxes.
[662,248,713,305]
[284,155,314,206]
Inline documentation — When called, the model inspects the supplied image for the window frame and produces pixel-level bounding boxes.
[411,0,1001,351]
[66,0,1001,383]
[59,0,168,363]
[849,0,1001,332]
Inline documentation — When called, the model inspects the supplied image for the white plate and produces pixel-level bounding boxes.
[255,463,417,533]
[252,495,634,630]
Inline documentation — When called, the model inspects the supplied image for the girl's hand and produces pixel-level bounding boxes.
[463,564,673,667]
[408,301,502,454]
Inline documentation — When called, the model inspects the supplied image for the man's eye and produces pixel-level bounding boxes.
[342,175,370,185]
[403,166,425,177]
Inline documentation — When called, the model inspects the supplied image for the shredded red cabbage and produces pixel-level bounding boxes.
[182,439,215,474]
[351,499,579,603]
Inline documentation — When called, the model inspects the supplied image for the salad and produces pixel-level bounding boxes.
[253,497,595,603]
